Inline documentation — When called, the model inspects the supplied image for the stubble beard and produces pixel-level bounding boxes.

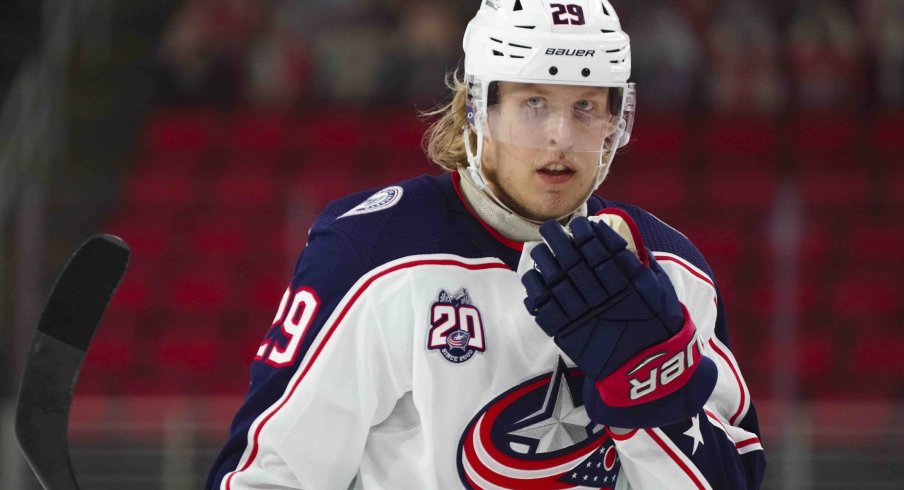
[481,142,598,222]
[483,165,590,222]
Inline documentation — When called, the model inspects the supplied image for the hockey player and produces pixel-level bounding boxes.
[207,1,765,488]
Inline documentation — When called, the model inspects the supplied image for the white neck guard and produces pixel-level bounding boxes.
[457,170,588,243]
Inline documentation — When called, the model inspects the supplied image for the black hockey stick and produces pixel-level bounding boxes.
[15,234,130,490]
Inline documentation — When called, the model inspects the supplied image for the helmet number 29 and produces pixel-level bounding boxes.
[550,3,585,25]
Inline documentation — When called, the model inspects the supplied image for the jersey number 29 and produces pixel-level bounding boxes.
[257,287,321,367]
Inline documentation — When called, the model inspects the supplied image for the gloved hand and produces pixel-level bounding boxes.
[522,215,684,380]
[521,212,717,427]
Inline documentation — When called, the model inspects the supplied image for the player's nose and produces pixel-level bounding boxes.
[546,112,575,151]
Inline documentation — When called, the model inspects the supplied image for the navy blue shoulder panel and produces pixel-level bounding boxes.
[313,172,521,272]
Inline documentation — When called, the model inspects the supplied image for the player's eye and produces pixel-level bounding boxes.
[525,96,545,108]
[574,99,594,111]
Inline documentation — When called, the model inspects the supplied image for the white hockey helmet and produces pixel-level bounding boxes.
[462,0,636,188]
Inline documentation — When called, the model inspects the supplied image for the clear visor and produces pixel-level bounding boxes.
[481,81,626,153]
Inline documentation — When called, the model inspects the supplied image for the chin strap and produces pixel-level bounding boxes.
[463,125,488,190]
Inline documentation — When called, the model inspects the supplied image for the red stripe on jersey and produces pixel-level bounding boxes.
[703,408,729,433]
[705,409,761,451]
[653,253,748,425]
[451,171,525,252]
[735,438,761,449]
[645,428,707,490]
[652,253,715,289]
[225,258,511,489]
[606,427,638,441]
[708,339,747,425]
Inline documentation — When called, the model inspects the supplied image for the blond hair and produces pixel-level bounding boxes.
[421,68,476,171]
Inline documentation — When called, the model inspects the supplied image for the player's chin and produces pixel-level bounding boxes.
[523,192,586,221]
[533,181,593,213]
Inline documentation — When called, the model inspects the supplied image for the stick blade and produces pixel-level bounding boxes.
[37,234,130,351]
[15,234,130,489]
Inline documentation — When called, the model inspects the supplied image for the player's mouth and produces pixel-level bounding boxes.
[537,161,576,184]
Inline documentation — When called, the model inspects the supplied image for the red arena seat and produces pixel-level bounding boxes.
[885,166,904,210]
[792,113,857,157]
[797,166,871,211]
[142,109,218,156]
[704,166,777,209]
[702,116,777,158]
[148,332,220,392]
[185,221,251,259]
[762,335,837,396]
[166,267,230,313]
[121,164,196,210]
[603,163,689,215]
[831,268,900,323]
[625,112,688,157]
[380,110,430,150]
[845,222,904,265]
[748,273,821,319]
[208,163,279,209]
[224,113,287,156]
[107,267,153,314]
[298,112,368,151]
[869,112,904,154]
[106,211,174,257]
[680,221,749,280]
[85,335,137,373]
[848,333,904,396]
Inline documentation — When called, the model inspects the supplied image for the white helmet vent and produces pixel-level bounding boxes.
[488,36,533,59]
[600,2,610,16]
[608,45,629,65]
[609,47,629,65]
[513,0,523,11]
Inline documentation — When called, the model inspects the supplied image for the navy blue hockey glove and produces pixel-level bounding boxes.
[522,216,683,378]
[521,213,717,428]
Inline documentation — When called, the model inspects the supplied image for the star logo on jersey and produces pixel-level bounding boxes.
[684,414,704,456]
[507,360,594,453]
[426,289,486,363]
[457,358,620,488]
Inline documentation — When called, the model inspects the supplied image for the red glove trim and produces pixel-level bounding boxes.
[596,305,702,407]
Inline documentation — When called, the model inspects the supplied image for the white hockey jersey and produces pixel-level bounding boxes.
[208,172,765,489]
